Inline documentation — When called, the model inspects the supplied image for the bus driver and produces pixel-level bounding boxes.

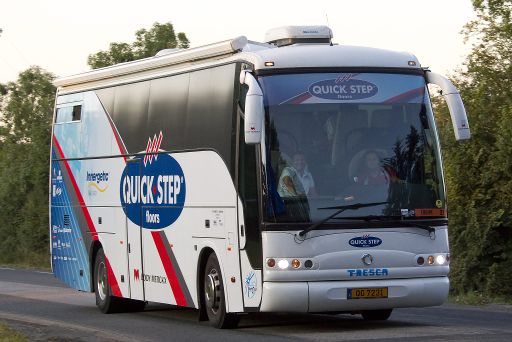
[278,152,318,197]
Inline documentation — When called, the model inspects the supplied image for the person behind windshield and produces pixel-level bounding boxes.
[278,152,318,197]
[354,150,397,186]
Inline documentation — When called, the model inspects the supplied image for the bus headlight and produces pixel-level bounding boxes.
[277,259,289,269]
[266,258,315,270]
[436,254,446,265]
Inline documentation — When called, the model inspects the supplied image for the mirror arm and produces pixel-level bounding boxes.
[426,71,471,140]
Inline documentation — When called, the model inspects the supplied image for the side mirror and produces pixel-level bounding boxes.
[426,71,470,140]
[240,70,264,144]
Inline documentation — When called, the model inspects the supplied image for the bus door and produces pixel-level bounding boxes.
[124,158,145,301]
[237,115,263,308]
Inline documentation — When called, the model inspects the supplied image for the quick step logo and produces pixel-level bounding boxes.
[309,75,378,101]
[120,132,186,229]
[349,235,382,248]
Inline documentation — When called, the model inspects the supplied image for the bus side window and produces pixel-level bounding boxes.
[238,115,262,269]
[55,104,82,123]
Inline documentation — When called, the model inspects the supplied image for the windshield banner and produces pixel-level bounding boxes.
[259,73,426,106]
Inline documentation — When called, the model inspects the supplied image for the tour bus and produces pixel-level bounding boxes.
[50,26,470,328]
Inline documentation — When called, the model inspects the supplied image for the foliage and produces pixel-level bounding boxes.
[435,0,512,297]
[0,323,28,342]
[0,66,55,268]
[87,22,190,69]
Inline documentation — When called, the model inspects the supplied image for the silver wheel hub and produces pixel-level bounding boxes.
[205,269,221,313]
[97,261,107,301]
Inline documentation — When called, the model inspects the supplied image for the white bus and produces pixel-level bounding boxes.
[50,26,470,328]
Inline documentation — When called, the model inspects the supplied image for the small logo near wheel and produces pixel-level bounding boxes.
[244,271,257,299]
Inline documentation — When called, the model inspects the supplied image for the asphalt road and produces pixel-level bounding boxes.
[0,267,511,342]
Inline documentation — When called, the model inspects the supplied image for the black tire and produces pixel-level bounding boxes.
[94,248,121,313]
[361,309,393,321]
[203,253,239,328]
[94,248,146,314]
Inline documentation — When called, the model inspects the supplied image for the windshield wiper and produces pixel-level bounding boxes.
[297,201,388,238]
[333,215,437,236]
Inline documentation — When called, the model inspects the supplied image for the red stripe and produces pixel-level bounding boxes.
[105,256,123,297]
[52,136,98,241]
[282,92,313,104]
[107,119,126,162]
[151,231,188,306]
[383,87,424,103]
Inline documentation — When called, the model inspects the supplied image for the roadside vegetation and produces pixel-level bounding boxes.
[0,2,511,303]
[0,322,28,342]
[435,0,512,300]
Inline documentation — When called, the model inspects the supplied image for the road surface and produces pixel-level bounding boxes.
[0,267,511,341]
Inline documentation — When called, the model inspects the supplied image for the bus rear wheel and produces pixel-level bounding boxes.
[361,309,393,321]
[94,247,145,313]
[203,253,239,328]
[94,247,121,313]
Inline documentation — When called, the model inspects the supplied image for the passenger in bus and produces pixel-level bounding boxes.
[278,152,318,197]
[353,150,397,186]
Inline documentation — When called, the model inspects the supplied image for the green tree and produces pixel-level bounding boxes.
[435,0,512,297]
[88,22,190,69]
[0,66,55,267]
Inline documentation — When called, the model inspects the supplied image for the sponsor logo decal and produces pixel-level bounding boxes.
[52,224,71,234]
[309,74,378,100]
[347,268,389,277]
[349,234,382,248]
[120,132,186,229]
[244,271,257,299]
[144,131,163,167]
[52,168,63,182]
[143,273,168,284]
[87,170,109,195]
[133,268,170,285]
[52,185,62,197]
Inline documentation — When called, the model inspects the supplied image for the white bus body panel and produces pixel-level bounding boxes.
[260,229,449,312]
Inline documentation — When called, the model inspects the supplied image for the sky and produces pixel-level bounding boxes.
[0,0,476,83]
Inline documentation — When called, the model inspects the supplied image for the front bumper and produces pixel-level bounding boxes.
[259,277,449,312]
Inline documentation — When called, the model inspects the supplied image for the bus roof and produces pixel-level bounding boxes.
[54,32,422,92]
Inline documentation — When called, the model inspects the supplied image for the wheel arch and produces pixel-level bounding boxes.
[89,240,103,292]
[196,246,215,321]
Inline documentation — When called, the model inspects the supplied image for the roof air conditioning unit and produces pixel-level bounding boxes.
[264,25,332,47]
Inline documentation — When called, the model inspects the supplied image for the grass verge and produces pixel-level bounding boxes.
[0,322,28,342]
[449,292,512,305]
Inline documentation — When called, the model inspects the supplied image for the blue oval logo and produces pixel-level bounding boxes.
[309,79,378,100]
[349,235,382,248]
[120,154,186,229]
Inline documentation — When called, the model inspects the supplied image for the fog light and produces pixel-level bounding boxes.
[417,256,425,265]
[436,255,446,265]
[267,258,276,268]
[291,259,301,269]
[427,255,435,265]
[277,259,289,269]
[304,260,313,269]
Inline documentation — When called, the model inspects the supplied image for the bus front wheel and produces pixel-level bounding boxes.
[203,253,239,328]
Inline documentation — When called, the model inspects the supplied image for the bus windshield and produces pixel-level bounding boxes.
[259,72,446,224]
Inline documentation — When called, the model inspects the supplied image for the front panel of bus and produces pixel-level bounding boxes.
[256,71,450,312]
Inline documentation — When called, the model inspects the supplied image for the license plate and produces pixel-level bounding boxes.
[347,287,388,299]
